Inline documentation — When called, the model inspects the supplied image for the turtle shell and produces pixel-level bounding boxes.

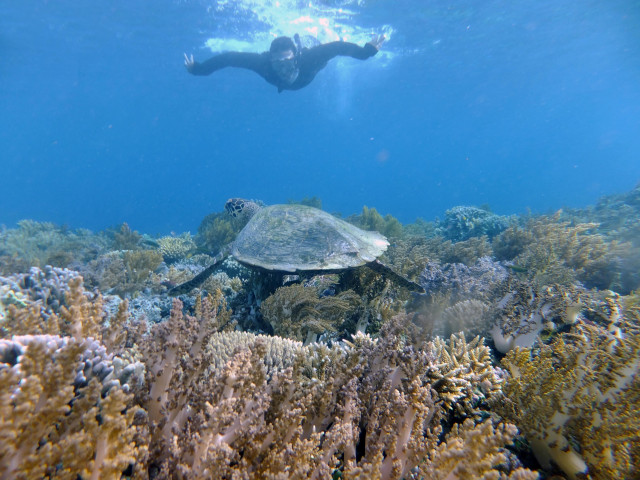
[231,204,389,272]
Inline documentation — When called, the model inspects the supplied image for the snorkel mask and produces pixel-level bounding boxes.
[270,36,300,84]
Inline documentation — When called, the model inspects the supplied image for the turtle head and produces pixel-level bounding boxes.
[225,198,261,222]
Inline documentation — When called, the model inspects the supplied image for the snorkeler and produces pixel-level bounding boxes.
[184,34,385,93]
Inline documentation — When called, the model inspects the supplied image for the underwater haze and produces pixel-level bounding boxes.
[2,0,640,233]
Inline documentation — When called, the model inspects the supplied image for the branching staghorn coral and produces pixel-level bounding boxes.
[426,332,503,414]
[423,419,538,480]
[138,309,533,479]
[0,274,146,479]
[0,269,535,479]
[498,320,640,480]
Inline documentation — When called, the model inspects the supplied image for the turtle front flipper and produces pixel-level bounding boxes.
[366,260,426,294]
[169,249,229,296]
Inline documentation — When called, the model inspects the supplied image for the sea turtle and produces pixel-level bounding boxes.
[170,198,424,295]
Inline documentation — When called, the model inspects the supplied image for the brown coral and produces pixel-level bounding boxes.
[261,284,360,342]
[493,214,626,290]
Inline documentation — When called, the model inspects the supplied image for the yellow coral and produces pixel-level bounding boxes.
[499,321,640,479]
[428,333,503,414]
[0,336,143,479]
[156,234,195,263]
[0,275,145,479]
[423,419,538,480]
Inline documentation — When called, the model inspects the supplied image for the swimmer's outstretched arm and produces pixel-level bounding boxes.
[304,34,385,64]
[184,51,269,77]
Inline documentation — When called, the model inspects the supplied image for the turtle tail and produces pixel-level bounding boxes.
[367,260,426,294]
[169,250,228,296]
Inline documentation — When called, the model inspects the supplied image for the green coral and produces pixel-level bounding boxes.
[195,212,240,254]
[347,206,404,239]
[112,222,142,250]
[493,215,625,290]
[0,220,109,271]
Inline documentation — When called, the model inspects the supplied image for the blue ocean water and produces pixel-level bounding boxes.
[1,0,639,234]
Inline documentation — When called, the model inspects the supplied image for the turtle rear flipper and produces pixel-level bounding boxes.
[367,260,425,294]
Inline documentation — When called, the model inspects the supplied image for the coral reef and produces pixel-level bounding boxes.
[0,276,146,479]
[488,281,584,354]
[194,211,240,254]
[0,220,110,272]
[498,314,640,480]
[418,256,509,302]
[0,266,84,322]
[492,215,626,290]
[424,419,538,480]
[437,206,513,242]
[383,235,493,285]
[261,283,360,342]
[0,268,536,479]
[0,335,143,480]
[112,222,143,250]
[138,307,531,479]
[81,250,163,298]
[5,185,640,479]
[347,205,404,239]
[156,234,195,263]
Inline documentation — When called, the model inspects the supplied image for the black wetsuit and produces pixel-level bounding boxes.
[187,41,379,93]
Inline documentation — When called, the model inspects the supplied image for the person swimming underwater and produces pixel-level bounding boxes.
[184,33,385,93]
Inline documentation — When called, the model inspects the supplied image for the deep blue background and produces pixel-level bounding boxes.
[2,0,639,234]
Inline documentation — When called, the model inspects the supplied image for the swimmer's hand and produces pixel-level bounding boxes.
[184,53,196,72]
[367,34,385,51]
